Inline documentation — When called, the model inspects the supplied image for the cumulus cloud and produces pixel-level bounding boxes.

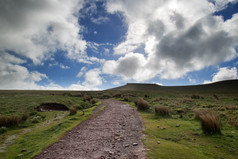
[0,51,47,89]
[0,0,87,64]
[204,67,237,83]
[83,68,103,88]
[104,0,238,81]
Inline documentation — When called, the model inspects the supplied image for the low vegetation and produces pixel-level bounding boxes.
[135,98,150,111]
[154,106,170,116]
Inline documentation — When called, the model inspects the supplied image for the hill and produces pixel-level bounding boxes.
[108,79,238,93]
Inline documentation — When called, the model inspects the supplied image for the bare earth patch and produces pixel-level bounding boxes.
[33,99,147,159]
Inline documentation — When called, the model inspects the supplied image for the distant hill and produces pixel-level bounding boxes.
[108,79,238,93]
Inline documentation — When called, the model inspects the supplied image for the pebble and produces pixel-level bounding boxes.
[157,141,161,144]
[176,124,180,127]
[124,144,130,147]
[133,143,138,146]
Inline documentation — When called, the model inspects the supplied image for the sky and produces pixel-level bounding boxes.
[0,0,238,90]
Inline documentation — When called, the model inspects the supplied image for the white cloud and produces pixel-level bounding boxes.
[0,0,87,65]
[59,64,70,69]
[0,52,48,89]
[204,67,237,83]
[83,68,103,88]
[104,0,238,82]
[213,0,238,11]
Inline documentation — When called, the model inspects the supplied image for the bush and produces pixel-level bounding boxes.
[113,93,122,98]
[69,106,78,115]
[136,98,150,111]
[0,115,21,127]
[21,113,29,121]
[123,97,130,102]
[90,99,97,105]
[155,106,170,116]
[101,94,111,99]
[191,94,200,99]
[194,110,221,134]
[83,95,92,102]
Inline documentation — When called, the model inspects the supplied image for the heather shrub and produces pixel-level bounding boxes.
[191,94,200,99]
[213,94,219,100]
[90,99,97,105]
[21,113,29,121]
[101,94,111,99]
[113,93,122,98]
[69,106,78,115]
[136,98,150,111]
[0,115,21,127]
[194,110,221,134]
[83,95,92,102]
[155,106,170,116]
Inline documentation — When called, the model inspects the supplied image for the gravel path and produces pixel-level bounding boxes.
[33,99,147,159]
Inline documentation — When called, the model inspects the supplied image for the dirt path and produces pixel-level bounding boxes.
[33,99,147,159]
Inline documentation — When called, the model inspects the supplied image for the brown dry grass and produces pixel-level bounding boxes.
[136,98,150,111]
[154,106,170,116]
[194,110,221,134]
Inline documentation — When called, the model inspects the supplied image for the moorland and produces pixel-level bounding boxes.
[0,79,238,158]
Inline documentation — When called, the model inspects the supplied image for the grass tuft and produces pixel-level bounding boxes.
[69,106,78,115]
[136,98,150,111]
[155,106,170,116]
[194,110,221,134]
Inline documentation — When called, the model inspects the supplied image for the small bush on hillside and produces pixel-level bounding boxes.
[213,94,219,100]
[144,94,149,98]
[194,110,221,134]
[0,115,21,127]
[191,94,201,99]
[123,97,130,102]
[83,95,92,102]
[90,98,97,105]
[21,113,29,121]
[69,106,78,115]
[136,98,150,111]
[156,97,163,101]
[113,93,122,98]
[101,94,111,99]
[155,106,170,116]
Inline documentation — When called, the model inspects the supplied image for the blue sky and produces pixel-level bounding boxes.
[0,0,238,90]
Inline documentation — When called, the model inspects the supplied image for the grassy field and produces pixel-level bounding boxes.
[0,90,101,159]
[1,81,238,159]
[111,90,238,159]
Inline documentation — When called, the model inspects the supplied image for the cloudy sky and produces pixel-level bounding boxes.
[0,0,238,90]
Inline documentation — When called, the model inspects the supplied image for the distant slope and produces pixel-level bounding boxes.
[108,79,238,93]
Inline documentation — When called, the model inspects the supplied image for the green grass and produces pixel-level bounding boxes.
[0,106,96,159]
[128,101,238,159]
[0,91,101,159]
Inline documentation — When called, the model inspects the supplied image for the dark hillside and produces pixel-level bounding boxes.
[109,79,238,93]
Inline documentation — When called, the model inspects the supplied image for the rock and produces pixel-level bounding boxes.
[21,149,27,152]
[176,124,180,127]
[157,141,161,144]
[231,131,235,134]
[133,143,138,146]
[157,126,160,128]
[124,144,130,147]
[161,127,166,130]
[44,151,48,154]
[108,151,114,155]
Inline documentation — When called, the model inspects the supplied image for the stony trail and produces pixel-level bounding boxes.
[33,99,147,159]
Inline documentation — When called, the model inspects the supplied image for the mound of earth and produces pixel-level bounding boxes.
[36,103,69,112]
